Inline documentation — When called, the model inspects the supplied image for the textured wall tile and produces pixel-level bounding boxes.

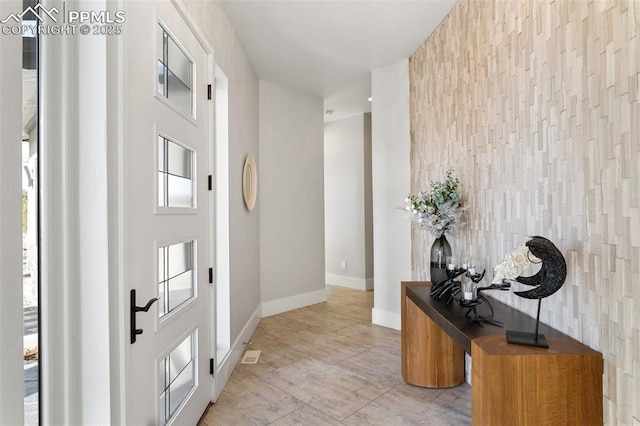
[409,0,640,424]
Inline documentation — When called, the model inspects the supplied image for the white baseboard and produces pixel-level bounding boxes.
[371,307,401,330]
[365,278,374,291]
[326,274,373,291]
[261,289,327,318]
[213,304,261,401]
[465,352,472,385]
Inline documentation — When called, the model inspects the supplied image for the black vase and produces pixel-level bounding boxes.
[430,235,452,285]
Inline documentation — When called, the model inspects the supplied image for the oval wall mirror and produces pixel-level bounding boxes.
[242,154,257,211]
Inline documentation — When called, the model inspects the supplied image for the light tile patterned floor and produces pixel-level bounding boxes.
[199,286,471,425]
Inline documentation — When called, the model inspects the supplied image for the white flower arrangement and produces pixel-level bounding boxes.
[404,169,466,238]
[492,238,541,284]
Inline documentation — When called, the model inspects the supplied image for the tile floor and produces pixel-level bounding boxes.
[199,285,471,426]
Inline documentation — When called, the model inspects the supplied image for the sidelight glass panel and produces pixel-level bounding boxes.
[158,136,194,208]
[157,25,193,116]
[158,333,195,425]
[158,241,195,318]
[22,2,40,423]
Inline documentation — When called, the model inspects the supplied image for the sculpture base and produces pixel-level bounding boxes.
[506,330,549,348]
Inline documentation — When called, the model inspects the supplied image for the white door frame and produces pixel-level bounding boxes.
[39,0,114,423]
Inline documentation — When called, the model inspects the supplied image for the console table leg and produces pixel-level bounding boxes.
[471,335,603,425]
[403,297,464,388]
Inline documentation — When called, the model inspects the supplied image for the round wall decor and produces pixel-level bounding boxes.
[242,154,257,211]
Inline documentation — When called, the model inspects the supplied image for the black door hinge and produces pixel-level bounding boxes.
[207,84,212,100]
[209,267,213,284]
[210,358,215,375]
[208,175,212,190]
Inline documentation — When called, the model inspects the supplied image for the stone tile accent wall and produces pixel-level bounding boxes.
[409,1,640,424]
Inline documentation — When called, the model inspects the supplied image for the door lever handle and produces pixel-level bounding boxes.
[130,289,160,344]
[134,295,161,312]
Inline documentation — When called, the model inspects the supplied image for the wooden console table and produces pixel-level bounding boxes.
[401,281,603,425]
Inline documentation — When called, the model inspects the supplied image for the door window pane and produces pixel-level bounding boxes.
[166,70,192,117]
[167,36,191,88]
[158,333,195,425]
[167,139,192,178]
[157,25,193,116]
[158,136,194,208]
[158,241,195,317]
[166,174,193,207]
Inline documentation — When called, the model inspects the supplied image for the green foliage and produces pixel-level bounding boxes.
[405,169,465,237]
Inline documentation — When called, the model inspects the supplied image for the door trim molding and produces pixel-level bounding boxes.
[0,2,26,423]
[40,0,116,423]
[213,305,261,401]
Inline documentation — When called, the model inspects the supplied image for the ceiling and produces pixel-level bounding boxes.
[220,0,456,122]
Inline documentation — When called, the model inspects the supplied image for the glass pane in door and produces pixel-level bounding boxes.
[158,136,194,208]
[157,25,193,117]
[158,241,195,317]
[158,333,196,425]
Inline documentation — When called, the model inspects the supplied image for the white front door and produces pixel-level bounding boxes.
[121,1,213,424]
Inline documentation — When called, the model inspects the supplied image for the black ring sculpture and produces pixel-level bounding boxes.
[506,236,567,348]
[514,236,567,299]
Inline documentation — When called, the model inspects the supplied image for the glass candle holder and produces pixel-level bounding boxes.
[467,261,476,275]
[446,255,457,271]
[462,281,477,301]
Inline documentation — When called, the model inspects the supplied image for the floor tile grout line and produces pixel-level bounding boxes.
[230,366,308,423]
[256,354,392,424]
[340,385,396,424]
[200,286,471,425]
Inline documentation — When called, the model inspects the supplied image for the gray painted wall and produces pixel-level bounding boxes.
[259,81,326,308]
[371,60,412,329]
[324,114,374,287]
